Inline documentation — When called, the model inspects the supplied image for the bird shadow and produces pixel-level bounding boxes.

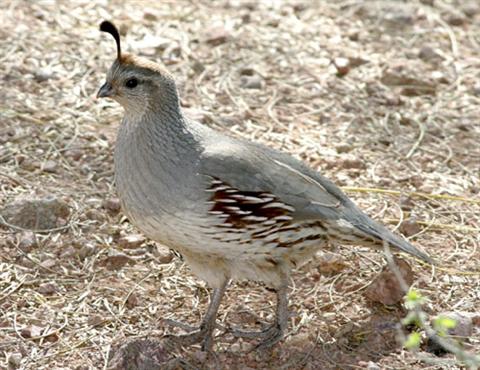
[105,308,410,370]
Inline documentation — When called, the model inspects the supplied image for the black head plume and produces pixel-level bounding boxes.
[100,21,121,60]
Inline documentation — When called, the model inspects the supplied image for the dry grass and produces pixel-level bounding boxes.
[1,0,479,369]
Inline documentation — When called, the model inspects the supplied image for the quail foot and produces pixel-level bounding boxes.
[97,21,432,351]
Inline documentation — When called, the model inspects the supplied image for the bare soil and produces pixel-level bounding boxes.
[1,1,479,369]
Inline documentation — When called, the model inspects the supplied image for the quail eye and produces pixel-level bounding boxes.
[125,77,138,88]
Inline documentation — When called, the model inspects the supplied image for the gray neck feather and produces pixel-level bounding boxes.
[114,92,205,219]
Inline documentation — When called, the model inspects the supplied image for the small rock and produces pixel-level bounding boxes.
[427,311,480,355]
[399,217,422,237]
[1,197,70,230]
[37,282,58,295]
[102,198,121,214]
[20,325,43,339]
[118,234,145,249]
[431,70,449,84]
[88,314,104,327]
[18,231,37,252]
[316,253,348,275]
[238,66,256,76]
[193,350,208,363]
[367,361,381,370]
[19,158,40,171]
[136,34,171,52]
[266,17,280,27]
[348,56,369,68]
[335,143,353,153]
[333,57,350,76]
[107,339,170,369]
[143,9,158,21]
[383,11,414,27]
[341,157,366,169]
[17,256,35,268]
[348,30,360,41]
[85,209,105,222]
[364,258,414,305]
[8,353,22,368]
[126,292,139,309]
[399,195,415,211]
[100,251,134,270]
[203,25,230,46]
[418,46,444,64]
[241,12,251,24]
[447,13,466,26]
[381,66,436,96]
[42,160,57,173]
[462,2,480,17]
[287,332,311,349]
[191,61,205,74]
[40,258,57,269]
[60,245,77,258]
[65,149,83,161]
[15,154,26,164]
[78,243,96,260]
[34,68,54,82]
[154,245,174,264]
[433,312,479,338]
[44,331,59,343]
[240,75,263,89]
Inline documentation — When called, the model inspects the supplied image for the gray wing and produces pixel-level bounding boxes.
[200,137,432,263]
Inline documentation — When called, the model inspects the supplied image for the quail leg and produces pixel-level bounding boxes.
[230,284,289,349]
[165,280,228,351]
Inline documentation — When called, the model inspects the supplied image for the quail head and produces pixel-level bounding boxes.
[97,21,432,351]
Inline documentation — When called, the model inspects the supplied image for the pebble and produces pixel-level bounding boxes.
[37,282,58,295]
[381,67,436,96]
[447,13,466,26]
[364,258,414,305]
[240,75,263,89]
[20,325,42,338]
[333,57,350,76]
[40,258,57,269]
[399,217,422,237]
[102,197,121,214]
[418,46,444,64]
[42,160,57,173]
[154,245,174,264]
[18,231,37,252]
[399,195,415,211]
[85,209,105,222]
[78,243,96,260]
[126,292,140,309]
[0,196,70,230]
[34,68,54,82]
[118,234,145,249]
[8,353,22,368]
[341,157,366,170]
[335,143,353,154]
[203,25,230,46]
[100,251,135,270]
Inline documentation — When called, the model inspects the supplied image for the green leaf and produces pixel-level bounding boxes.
[404,289,426,310]
[404,332,422,350]
[434,316,457,336]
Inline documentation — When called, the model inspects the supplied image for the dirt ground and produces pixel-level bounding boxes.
[1,1,479,369]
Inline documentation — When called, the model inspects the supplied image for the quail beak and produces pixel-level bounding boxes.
[97,82,114,98]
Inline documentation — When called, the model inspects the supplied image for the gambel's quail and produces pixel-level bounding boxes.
[97,21,432,351]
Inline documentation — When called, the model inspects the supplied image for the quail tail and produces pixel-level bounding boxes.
[354,214,433,264]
